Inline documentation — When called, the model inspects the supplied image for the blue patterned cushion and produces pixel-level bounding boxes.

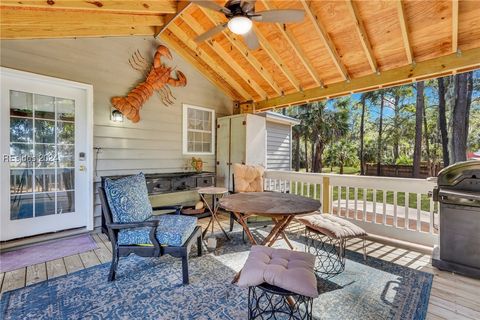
[118,214,198,247]
[104,173,152,223]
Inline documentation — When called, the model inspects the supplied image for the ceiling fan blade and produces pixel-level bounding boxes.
[252,9,305,23]
[243,29,259,50]
[195,0,231,15]
[195,23,228,43]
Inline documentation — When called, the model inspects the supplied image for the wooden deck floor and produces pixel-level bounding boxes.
[1,215,479,320]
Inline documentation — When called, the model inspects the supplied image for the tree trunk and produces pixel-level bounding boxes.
[423,102,431,176]
[359,95,366,175]
[313,141,324,173]
[450,72,471,164]
[376,91,385,176]
[393,94,400,163]
[413,81,424,178]
[294,133,300,171]
[304,135,309,172]
[438,77,449,166]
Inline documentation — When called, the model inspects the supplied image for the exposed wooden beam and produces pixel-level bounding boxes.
[254,47,480,110]
[0,1,177,14]
[160,30,238,100]
[253,24,301,91]
[0,6,164,27]
[300,0,349,81]
[260,0,323,87]
[0,26,155,40]
[452,0,459,53]
[396,0,414,64]
[154,1,191,38]
[345,0,379,74]
[167,22,251,100]
[180,12,268,100]
[199,7,283,96]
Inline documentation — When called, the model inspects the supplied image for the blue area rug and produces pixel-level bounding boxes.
[0,231,432,319]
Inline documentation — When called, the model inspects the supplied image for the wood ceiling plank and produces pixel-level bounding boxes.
[198,6,283,96]
[254,46,480,110]
[160,30,239,100]
[253,24,301,91]
[396,0,414,64]
[168,22,251,100]
[300,0,349,81]
[0,6,164,27]
[260,0,323,87]
[179,12,267,100]
[0,1,177,14]
[345,0,378,74]
[452,0,459,53]
[154,0,191,37]
[0,26,156,39]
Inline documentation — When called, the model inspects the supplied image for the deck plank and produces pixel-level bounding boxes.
[46,258,67,279]
[79,250,101,268]
[26,263,47,286]
[64,254,84,274]
[1,268,26,292]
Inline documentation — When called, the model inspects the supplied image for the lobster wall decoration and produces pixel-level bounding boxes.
[111,45,187,123]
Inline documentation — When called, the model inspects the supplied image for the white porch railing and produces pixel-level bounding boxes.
[264,170,439,247]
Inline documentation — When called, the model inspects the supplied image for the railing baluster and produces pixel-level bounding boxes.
[405,192,410,230]
[306,183,310,197]
[363,188,367,222]
[301,182,304,196]
[346,187,350,218]
[373,189,377,224]
[337,186,341,216]
[319,183,324,204]
[329,185,333,214]
[382,190,387,225]
[393,191,398,227]
[353,188,358,220]
[313,184,317,199]
[417,193,422,231]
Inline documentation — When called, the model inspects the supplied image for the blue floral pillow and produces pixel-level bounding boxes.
[104,173,152,223]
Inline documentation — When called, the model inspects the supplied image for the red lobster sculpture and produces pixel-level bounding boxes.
[111,45,187,123]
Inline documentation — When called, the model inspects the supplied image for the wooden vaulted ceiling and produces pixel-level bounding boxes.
[2,1,480,111]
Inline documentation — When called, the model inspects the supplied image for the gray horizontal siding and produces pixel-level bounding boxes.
[266,122,291,171]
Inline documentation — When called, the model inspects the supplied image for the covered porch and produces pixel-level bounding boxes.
[1,0,480,319]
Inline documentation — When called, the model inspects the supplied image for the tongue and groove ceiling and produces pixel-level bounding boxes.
[1,0,480,111]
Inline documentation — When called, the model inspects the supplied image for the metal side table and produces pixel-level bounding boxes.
[198,187,230,240]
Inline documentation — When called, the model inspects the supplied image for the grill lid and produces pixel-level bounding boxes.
[437,160,480,187]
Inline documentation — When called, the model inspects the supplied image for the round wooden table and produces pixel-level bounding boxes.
[219,192,321,248]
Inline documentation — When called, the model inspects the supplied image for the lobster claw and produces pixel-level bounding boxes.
[154,45,172,68]
[168,71,187,87]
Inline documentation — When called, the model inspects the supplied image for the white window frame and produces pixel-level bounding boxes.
[182,104,215,155]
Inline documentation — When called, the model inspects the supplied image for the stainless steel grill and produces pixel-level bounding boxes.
[431,160,480,278]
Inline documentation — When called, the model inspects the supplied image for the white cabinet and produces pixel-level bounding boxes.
[216,114,266,189]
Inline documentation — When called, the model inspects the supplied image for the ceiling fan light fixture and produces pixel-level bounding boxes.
[228,16,252,35]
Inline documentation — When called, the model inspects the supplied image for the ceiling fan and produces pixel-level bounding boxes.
[194,0,305,50]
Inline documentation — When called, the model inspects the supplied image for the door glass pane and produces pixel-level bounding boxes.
[35,119,55,143]
[8,90,77,221]
[34,94,55,119]
[57,191,75,214]
[10,118,33,143]
[10,194,34,219]
[10,91,33,117]
[35,193,56,216]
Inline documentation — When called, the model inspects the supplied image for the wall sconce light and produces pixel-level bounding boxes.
[111,108,124,123]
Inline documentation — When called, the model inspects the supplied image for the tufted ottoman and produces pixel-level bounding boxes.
[237,246,318,320]
[296,213,367,278]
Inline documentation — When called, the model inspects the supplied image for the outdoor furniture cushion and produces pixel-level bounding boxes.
[296,213,367,239]
[117,214,198,247]
[233,163,264,192]
[237,246,318,298]
[104,173,152,223]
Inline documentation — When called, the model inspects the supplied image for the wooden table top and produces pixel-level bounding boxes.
[219,192,321,216]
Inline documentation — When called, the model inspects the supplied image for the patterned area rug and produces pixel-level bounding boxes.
[0,231,432,320]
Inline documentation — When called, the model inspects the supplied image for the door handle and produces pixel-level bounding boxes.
[79,165,86,172]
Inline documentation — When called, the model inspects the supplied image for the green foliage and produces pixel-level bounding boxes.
[395,155,413,165]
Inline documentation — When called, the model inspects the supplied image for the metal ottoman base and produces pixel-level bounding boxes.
[248,283,313,320]
[305,227,366,279]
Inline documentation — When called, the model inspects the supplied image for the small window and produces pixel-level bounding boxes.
[183,104,215,155]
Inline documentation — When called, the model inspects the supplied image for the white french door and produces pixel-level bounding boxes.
[0,67,93,241]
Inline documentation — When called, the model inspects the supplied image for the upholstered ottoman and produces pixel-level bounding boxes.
[237,246,318,320]
[296,213,367,278]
